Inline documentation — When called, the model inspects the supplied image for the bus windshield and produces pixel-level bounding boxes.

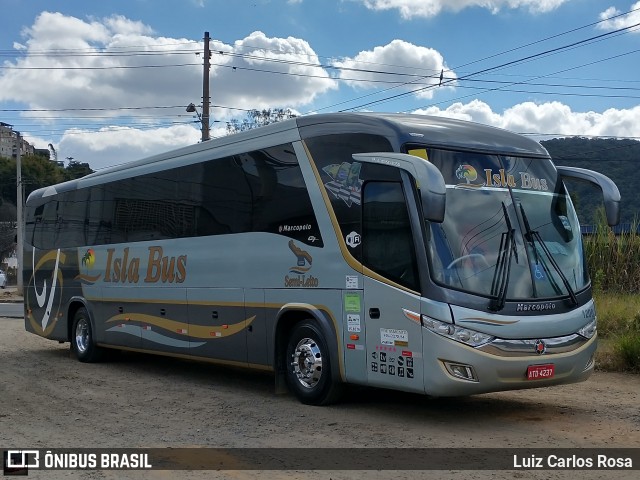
[413,147,588,302]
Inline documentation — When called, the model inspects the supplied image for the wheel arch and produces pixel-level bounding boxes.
[66,297,95,342]
[273,303,344,394]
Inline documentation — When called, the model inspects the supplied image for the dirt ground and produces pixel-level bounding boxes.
[1,310,639,480]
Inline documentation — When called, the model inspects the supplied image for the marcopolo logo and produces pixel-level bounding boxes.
[279,224,312,233]
[516,303,556,312]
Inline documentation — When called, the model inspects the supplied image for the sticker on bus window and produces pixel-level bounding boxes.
[322,162,363,207]
[344,293,361,312]
[407,148,428,161]
[455,164,480,186]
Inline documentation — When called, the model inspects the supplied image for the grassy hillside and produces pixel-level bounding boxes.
[542,137,640,226]
[539,138,640,372]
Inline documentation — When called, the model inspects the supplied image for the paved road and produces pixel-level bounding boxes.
[0,301,23,318]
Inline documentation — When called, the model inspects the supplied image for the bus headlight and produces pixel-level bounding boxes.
[422,316,495,347]
[578,318,597,339]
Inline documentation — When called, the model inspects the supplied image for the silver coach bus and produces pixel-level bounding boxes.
[24,113,620,405]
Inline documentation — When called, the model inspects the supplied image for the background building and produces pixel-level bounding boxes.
[0,122,35,158]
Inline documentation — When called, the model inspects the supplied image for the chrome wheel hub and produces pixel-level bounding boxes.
[75,318,89,354]
[291,337,323,389]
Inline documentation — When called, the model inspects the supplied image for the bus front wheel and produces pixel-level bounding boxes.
[71,307,103,363]
[285,320,342,405]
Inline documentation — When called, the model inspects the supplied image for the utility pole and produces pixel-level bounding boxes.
[15,133,23,295]
[202,31,211,141]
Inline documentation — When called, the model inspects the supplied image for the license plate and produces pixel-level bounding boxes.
[526,364,555,380]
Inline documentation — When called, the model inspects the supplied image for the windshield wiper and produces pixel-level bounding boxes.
[489,203,517,312]
[519,204,578,306]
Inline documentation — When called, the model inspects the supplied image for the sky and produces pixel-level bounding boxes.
[0,0,639,171]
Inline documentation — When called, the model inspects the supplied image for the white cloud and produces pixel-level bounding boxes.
[30,100,640,171]
[332,40,455,99]
[0,13,336,121]
[354,0,571,19]
[53,124,204,171]
[1,12,338,169]
[597,1,640,31]
[6,12,639,172]
[214,30,337,111]
[413,100,640,138]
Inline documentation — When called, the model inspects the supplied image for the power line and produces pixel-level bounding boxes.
[307,7,640,113]
[0,62,201,71]
[0,18,637,109]
[341,20,640,112]
[417,47,640,111]
[1,6,639,139]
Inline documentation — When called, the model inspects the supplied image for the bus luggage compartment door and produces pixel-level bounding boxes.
[187,288,248,364]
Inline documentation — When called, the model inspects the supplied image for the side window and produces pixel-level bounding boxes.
[56,189,89,247]
[304,133,393,256]
[362,181,419,291]
[238,144,322,247]
[113,172,190,242]
[31,200,57,250]
[182,144,321,246]
[35,143,321,247]
[87,184,121,246]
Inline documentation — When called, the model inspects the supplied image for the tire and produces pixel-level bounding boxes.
[285,320,342,405]
[70,307,104,363]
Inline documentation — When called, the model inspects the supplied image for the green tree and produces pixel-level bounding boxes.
[542,137,640,225]
[64,160,93,180]
[226,108,297,134]
[0,154,93,207]
[0,201,16,261]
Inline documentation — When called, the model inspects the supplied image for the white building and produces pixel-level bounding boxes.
[0,122,35,159]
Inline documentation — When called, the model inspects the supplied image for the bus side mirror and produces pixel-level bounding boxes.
[351,152,446,224]
[556,166,620,227]
[417,160,446,224]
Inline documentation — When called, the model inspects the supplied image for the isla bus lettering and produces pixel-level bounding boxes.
[104,246,187,284]
[484,169,548,191]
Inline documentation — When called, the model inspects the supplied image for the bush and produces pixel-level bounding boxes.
[615,333,640,372]
[584,216,640,293]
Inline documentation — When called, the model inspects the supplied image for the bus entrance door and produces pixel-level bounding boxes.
[363,277,424,393]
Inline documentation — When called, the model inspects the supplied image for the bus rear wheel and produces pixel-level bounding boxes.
[71,307,104,363]
[285,321,342,405]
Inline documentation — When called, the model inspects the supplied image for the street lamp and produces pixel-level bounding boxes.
[186,103,209,142]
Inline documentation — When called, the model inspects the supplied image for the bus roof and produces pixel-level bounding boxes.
[28,112,549,201]
[295,112,549,158]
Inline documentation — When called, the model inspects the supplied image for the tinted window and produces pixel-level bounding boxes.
[362,181,419,291]
[56,189,89,247]
[305,133,393,259]
[27,143,321,248]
